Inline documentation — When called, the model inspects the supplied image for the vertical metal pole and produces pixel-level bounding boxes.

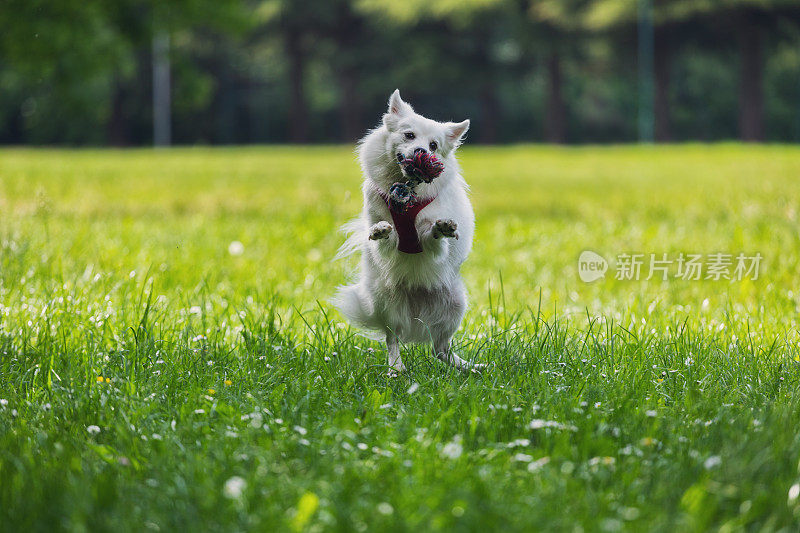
[153,31,171,146]
[638,0,654,143]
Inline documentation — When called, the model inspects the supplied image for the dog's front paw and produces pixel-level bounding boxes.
[369,221,393,240]
[433,219,459,240]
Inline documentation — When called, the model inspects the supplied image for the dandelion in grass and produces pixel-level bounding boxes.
[224,379,232,386]
[789,483,800,503]
[223,476,247,499]
[588,456,616,469]
[529,419,577,431]
[441,436,463,459]
[228,241,244,256]
[208,388,215,395]
[527,457,550,472]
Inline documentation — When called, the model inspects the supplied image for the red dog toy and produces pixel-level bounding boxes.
[398,151,445,183]
[389,150,445,213]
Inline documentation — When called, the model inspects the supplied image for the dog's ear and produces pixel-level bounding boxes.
[445,119,470,148]
[384,90,413,130]
[387,89,412,116]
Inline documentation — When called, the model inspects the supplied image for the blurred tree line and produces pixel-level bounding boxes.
[1,0,799,145]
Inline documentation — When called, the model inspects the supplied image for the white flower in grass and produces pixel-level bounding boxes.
[589,456,616,467]
[223,476,247,499]
[407,383,419,395]
[0,399,7,407]
[513,453,533,463]
[527,457,550,472]
[645,410,657,418]
[377,502,394,515]
[228,241,245,256]
[87,425,101,435]
[788,483,800,503]
[704,456,722,470]
[294,425,307,435]
[529,419,577,431]
[441,436,463,460]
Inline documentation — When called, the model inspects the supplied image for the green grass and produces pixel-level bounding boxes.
[2,145,800,532]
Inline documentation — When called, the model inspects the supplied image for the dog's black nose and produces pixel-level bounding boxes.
[413,147,428,156]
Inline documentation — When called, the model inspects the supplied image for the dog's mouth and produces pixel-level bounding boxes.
[395,150,444,184]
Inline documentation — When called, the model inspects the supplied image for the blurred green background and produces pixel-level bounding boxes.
[2,0,800,145]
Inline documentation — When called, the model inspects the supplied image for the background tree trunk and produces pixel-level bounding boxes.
[738,22,764,142]
[545,50,566,144]
[338,66,361,142]
[479,83,499,144]
[654,32,671,142]
[152,32,171,146]
[334,7,363,143]
[285,28,309,143]
[107,77,128,146]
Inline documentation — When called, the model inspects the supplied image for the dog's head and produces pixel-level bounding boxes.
[381,90,470,184]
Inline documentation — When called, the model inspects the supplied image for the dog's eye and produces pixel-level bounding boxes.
[404,132,415,140]
[429,141,438,152]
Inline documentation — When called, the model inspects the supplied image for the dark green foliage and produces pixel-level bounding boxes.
[1,0,800,144]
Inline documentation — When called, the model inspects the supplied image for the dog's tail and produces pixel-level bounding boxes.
[332,217,382,339]
[334,218,366,260]
[331,283,382,340]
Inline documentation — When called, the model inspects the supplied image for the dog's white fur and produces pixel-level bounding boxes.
[334,90,482,374]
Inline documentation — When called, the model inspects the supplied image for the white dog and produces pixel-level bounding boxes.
[334,90,482,374]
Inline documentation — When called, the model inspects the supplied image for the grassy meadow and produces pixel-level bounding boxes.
[2,145,800,531]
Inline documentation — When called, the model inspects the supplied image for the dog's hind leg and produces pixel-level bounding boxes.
[434,336,485,373]
[386,331,405,376]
